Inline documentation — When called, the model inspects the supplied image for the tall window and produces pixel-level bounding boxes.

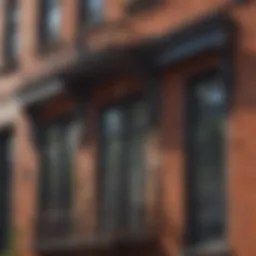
[4,0,19,64]
[80,0,103,26]
[0,133,12,253]
[39,0,61,46]
[99,99,148,234]
[186,72,226,245]
[37,117,80,239]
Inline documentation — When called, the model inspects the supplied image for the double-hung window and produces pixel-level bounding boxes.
[99,98,149,234]
[186,71,226,245]
[37,116,80,240]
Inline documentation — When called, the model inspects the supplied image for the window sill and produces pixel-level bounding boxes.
[184,240,230,256]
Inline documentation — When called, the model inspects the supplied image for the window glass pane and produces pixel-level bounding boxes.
[0,134,11,253]
[188,75,226,244]
[127,102,148,231]
[104,109,123,137]
[61,121,81,210]
[101,109,124,231]
[100,100,148,233]
[40,137,49,213]
[127,135,146,232]
[83,0,103,25]
[58,124,70,211]
[11,5,19,57]
[47,125,63,212]
[5,0,19,60]
[39,118,79,217]
[67,121,82,151]
[130,102,148,133]
[10,28,18,59]
[45,0,60,41]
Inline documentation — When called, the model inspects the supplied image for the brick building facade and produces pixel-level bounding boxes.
[0,0,256,256]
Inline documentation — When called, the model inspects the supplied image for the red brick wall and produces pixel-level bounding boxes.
[13,112,38,256]
[228,49,256,256]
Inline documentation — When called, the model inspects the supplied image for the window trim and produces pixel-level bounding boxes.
[185,68,228,248]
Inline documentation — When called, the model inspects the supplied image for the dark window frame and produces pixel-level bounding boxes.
[185,68,227,246]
